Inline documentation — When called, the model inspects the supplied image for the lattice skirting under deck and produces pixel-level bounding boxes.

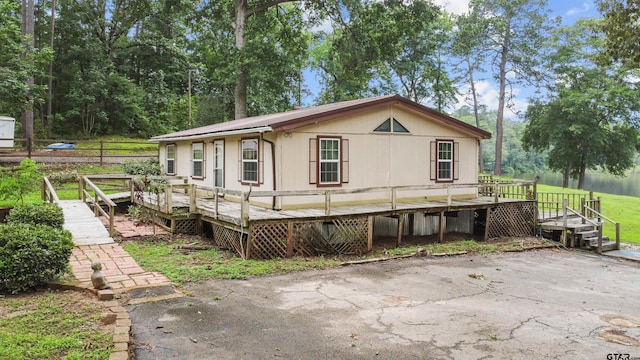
[210,217,369,260]
[486,202,536,238]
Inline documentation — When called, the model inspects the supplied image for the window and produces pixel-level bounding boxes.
[430,140,458,182]
[374,117,409,133]
[320,138,340,184]
[437,141,453,181]
[241,139,258,183]
[309,137,349,186]
[192,142,204,178]
[166,144,175,175]
[213,140,224,187]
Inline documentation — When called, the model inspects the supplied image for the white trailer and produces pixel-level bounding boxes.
[0,116,15,148]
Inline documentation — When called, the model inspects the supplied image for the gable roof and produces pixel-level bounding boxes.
[150,94,491,142]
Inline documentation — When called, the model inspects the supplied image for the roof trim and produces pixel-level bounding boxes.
[149,126,273,142]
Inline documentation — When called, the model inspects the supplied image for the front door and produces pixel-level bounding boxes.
[213,140,224,188]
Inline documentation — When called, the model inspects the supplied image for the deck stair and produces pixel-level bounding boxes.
[539,198,620,253]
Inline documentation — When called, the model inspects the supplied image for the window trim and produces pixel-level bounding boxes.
[318,136,341,187]
[166,143,176,176]
[437,140,453,182]
[431,139,458,183]
[212,139,224,188]
[241,138,259,185]
[191,142,205,179]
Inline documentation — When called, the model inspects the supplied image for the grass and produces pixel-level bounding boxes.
[122,238,344,284]
[122,238,547,284]
[0,290,113,360]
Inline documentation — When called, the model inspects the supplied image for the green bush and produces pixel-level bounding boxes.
[0,223,74,294]
[122,158,161,176]
[6,203,65,229]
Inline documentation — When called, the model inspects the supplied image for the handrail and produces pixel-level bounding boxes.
[564,206,600,228]
[81,176,116,237]
[41,176,60,205]
[584,205,620,252]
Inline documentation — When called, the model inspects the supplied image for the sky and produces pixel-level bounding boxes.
[303,1,602,119]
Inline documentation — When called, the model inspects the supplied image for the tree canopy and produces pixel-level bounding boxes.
[4,0,639,188]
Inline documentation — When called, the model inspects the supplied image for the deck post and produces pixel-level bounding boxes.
[484,208,491,241]
[439,211,445,243]
[447,186,452,206]
[325,190,331,216]
[165,185,173,213]
[286,221,294,258]
[109,206,115,237]
[367,216,373,251]
[562,198,568,246]
[241,192,249,227]
[214,188,219,219]
[391,188,396,209]
[189,184,196,213]
[396,215,404,247]
[79,177,85,202]
[493,183,499,203]
[597,225,603,254]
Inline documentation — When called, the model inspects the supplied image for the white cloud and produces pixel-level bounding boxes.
[432,0,470,15]
[567,2,592,16]
[451,80,529,117]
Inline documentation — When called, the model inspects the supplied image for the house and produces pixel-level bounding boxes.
[151,94,490,206]
[149,95,535,258]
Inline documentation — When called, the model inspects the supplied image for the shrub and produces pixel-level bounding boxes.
[0,159,43,205]
[6,203,65,229]
[122,158,161,176]
[0,223,74,294]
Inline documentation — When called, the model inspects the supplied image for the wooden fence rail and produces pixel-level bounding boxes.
[0,137,157,165]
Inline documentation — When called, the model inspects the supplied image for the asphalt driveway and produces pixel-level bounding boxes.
[127,249,640,359]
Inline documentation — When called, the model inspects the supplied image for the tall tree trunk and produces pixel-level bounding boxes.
[577,155,586,190]
[21,0,35,142]
[45,0,56,136]
[234,0,248,120]
[562,167,569,188]
[466,57,483,173]
[494,30,510,176]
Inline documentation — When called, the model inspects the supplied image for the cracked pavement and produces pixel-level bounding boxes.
[127,249,640,359]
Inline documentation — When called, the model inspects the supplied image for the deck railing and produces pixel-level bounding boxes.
[80,176,116,237]
[41,176,60,205]
[143,181,535,226]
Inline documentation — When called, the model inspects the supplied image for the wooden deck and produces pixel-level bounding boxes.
[139,191,532,227]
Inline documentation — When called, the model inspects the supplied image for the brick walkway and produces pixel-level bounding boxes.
[70,243,171,290]
[70,214,171,291]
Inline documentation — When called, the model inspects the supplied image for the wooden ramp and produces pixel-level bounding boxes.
[59,200,114,245]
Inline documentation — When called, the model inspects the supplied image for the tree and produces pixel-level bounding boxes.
[522,19,640,189]
[233,0,307,119]
[452,9,489,172]
[468,0,556,176]
[386,6,458,111]
[596,0,640,68]
[193,1,310,122]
